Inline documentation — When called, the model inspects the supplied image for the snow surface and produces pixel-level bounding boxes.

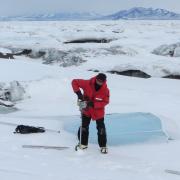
[0,20,180,180]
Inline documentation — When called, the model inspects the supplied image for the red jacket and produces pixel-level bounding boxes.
[72,76,110,120]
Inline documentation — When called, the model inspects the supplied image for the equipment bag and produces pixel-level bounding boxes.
[14,125,45,134]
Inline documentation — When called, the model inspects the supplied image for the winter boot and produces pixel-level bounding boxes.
[100,147,108,154]
[75,143,88,151]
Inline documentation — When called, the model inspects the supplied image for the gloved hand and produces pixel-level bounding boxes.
[75,90,83,101]
[77,100,87,111]
[87,101,94,108]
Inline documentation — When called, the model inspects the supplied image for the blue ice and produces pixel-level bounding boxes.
[64,112,168,146]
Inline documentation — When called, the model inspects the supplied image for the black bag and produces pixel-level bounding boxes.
[14,125,45,134]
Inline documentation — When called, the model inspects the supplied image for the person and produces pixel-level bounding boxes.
[71,73,110,154]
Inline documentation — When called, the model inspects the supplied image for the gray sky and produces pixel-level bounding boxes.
[1,0,180,16]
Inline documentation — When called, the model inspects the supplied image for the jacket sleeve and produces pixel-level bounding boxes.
[94,88,110,109]
[71,79,86,93]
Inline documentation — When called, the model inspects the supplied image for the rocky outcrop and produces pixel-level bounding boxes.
[64,38,112,44]
[0,52,14,59]
[107,70,151,78]
[14,49,32,56]
[163,75,180,80]
[88,69,100,72]
[2,47,86,67]
[0,49,32,59]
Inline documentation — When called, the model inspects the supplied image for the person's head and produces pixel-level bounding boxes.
[96,73,107,86]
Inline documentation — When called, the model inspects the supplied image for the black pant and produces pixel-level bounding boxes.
[78,114,107,147]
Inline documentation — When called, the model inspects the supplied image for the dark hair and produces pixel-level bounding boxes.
[96,73,107,82]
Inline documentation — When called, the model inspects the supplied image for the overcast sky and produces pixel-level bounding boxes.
[1,0,180,16]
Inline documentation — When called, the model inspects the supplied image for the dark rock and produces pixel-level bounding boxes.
[169,50,174,57]
[0,52,14,59]
[0,49,32,59]
[107,70,151,78]
[88,69,100,72]
[112,31,120,33]
[38,51,46,57]
[64,38,111,44]
[14,49,32,56]
[163,75,180,80]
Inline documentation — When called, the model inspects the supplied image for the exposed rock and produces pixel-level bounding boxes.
[107,70,151,78]
[88,69,100,72]
[0,52,14,59]
[3,45,136,67]
[169,50,174,57]
[14,49,32,56]
[64,38,112,44]
[0,48,32,59]
[163,75,180,80]
[4,47,86,67]
[112,31,120,33]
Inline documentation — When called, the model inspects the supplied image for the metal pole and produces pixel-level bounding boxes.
[79,113,82,146]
